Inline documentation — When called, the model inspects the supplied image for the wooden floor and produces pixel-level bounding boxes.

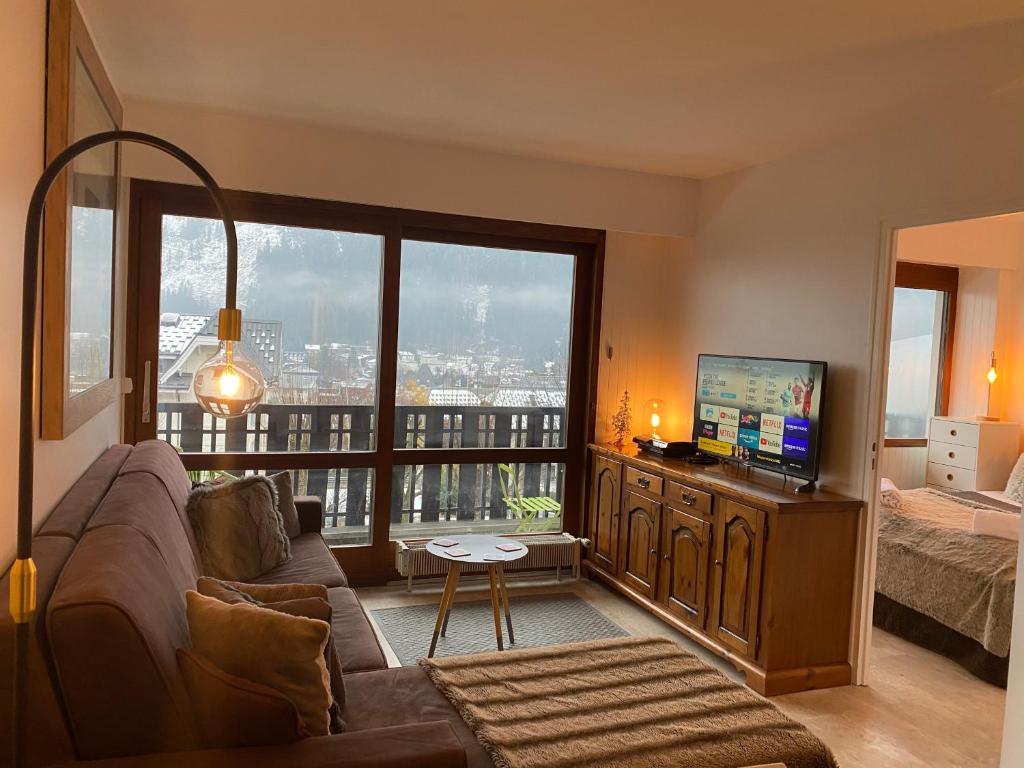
[358,574,1007,768]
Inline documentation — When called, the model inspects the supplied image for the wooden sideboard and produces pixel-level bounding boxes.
[586,443,862,696]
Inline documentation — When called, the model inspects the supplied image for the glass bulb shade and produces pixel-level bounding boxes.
[193,340,265,418]
[642,398,666,440]
[987,367,998,385]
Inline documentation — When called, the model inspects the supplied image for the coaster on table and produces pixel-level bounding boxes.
[434,538,458,547]
[446,548,471,558]
[483,553,506,561]
[495,543,522,552]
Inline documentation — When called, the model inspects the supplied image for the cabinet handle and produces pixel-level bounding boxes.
[946,473,954,482]
[649,548,657,556]
[948,451,955,459]
[950,429,958,437]
[681,492,697,506]
[663,554,670,561]
[715,559,723,567]
[637,477,650,489]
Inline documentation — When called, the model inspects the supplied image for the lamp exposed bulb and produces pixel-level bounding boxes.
[193,338,265,418]
[987,353,998,385]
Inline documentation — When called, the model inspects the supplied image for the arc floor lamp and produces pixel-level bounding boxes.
[9,130,264,766]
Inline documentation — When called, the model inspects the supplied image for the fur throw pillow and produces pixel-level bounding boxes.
[188,476,291,581]
[1005,454,1024,504]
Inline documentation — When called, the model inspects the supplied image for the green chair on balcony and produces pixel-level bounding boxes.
[497,463,561,533]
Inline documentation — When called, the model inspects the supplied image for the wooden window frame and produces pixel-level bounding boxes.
[125,180,605,583]
[883,262,958,448]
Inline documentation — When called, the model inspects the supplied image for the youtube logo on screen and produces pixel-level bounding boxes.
[759,433,783,454]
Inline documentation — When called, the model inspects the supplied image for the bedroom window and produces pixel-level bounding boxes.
[884,263,958,444]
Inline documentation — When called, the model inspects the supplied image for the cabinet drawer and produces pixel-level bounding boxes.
[930,419,980,447]
[666,480,713,516]
[926,462,977,490]
[625,466,663,495]
[927,441,977,470]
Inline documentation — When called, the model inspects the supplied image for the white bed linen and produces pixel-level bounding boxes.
[978,489,1022,509]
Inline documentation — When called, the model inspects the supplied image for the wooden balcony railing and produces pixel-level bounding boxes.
[157,402,564,542]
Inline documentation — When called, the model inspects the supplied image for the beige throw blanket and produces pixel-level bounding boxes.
[421,636,837,768]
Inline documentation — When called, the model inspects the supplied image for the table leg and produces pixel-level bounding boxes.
[497,563,514,644]
[440,563,462,637]
[488,565,504,651]
[428,562,461,658]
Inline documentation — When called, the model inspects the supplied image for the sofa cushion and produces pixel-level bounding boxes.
[177,648,304,748]
[187,591,333,736]
[119,439,200,561]
[187,476,291,581]
[342,666,491,768]
[87,471,199,590]
[37,444,131,541]
[270,471,302,538]
[326,587,387,673]
[248,533,347,588]
[47,525,198,759]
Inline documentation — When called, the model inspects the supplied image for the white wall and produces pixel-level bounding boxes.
[691,84,1024,768]
[123,99,699,238]
[949,267,1002,419]
[0,0,123,569]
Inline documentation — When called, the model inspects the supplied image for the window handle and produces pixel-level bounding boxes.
[142,361,151,424]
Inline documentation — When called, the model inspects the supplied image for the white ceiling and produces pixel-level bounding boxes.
[79,0,1024,179]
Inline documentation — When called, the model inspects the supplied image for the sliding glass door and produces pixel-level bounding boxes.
[126,181,602,582]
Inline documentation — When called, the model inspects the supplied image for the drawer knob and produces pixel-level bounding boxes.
[637,477,650,489]
[950,429,958,437]
[948,451,955,459]
[947,473,954,482]
[663,555,670,561]
[649,548,657,556]
[681,493,697,506]
[715,559,723,567]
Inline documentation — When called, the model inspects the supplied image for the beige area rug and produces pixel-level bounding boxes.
[421,636,838,768]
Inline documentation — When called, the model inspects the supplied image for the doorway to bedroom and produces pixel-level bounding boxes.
[872,211,1024,766]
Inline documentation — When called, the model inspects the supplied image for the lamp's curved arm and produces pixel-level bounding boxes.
[17,130,237,559]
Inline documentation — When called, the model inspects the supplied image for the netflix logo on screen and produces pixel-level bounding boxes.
[718,424,738,444]
[760,414,784,435]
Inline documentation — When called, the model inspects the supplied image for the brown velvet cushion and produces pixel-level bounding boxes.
[269,471,302,538]
[248,533,347,588]
[186,591,332,736]
[327,587,388,673]
[177,648,304,747]
[187,476,291,581]
[195,578,346,730]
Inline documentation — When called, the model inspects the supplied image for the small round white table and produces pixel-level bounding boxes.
[425,534,529,657]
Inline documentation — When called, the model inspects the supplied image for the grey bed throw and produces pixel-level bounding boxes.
[876,500,1017,657]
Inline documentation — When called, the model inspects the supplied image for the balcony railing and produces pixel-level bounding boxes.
[158,402,565,543]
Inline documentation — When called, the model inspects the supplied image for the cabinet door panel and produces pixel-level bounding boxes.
[588,455,622,574]
[710,500,765,657]
[661,507,710,629]
[620,491,661,598]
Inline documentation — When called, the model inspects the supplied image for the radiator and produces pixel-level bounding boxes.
[395,533,587,591]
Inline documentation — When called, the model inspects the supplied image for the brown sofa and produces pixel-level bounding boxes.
[0,441,489,768]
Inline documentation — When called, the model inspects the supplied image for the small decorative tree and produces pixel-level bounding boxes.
[611,390,632,446]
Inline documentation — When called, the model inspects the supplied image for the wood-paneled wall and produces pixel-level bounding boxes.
[880,445,928,489]
[595,232,693,444]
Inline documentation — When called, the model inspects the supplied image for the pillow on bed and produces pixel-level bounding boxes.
[879,477,904,509]
[972,508,1020,541]
[1005,454,1024,504]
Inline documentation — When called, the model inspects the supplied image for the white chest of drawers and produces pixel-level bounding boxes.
[926,417,1020,491]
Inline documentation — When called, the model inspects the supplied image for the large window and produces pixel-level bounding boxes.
[127,182,601,578]
[885,263,957,443]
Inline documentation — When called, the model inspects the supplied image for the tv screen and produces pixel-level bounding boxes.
[692,354,827,482]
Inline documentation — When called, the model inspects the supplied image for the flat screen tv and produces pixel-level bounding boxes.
[692,354,827,483]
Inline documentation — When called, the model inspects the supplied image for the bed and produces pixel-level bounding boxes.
[875,486,1019,687]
